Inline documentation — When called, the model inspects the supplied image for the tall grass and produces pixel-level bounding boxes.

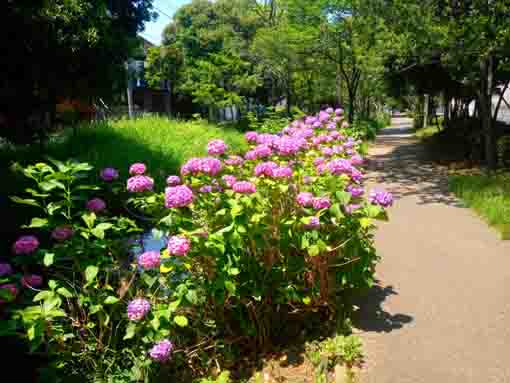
[449,172,510,239]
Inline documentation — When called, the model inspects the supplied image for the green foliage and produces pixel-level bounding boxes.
[449,172,510,239]
[246,106,303,134]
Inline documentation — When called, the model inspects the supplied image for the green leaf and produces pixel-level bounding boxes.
[85,265,99,283]
[47,202,64,215]
[168,300,181,313]
[123,322,137,340]
[10,196,41,208]
[228,267,240,276]
[33,291,52,302]
[56,287,73,298]
[96,223,113,231]
[302,297,312,305]
[151,316,160,331]
[91,227,105,239]
[25,218,48,228]
[360,218,372,229]
[89,305,103,314]
[82,213,96,229]
[185,290,199,305]
[330,203,344,219]
[142,274,158,288]
[48,280,58,290]
[335,191,352,205]
[104,296,120,305]
[308,244,320,257]
[174,315,189,327]
[224,280,236,295]
[366,205,382,219]
[43,252,55,267]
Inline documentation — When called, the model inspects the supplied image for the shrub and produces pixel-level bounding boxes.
[0,108,392,381]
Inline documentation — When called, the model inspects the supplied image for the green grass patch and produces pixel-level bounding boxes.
[449,172,510,239]
[415,125,441,140]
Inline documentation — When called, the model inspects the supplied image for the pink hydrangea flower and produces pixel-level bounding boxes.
[304,216,321,230]
[327,159,352,175]
[21,274,43,288]
[350,154,364,166]
[316,163,327,175]
[51,226,74,241]
[225,155,244,166]
[313,157,326,167]
[127,175,154,193]
[254,161,278,177]
[165,185,194,208]
[321,147,334,157]
[181,157,223,176]
[207,139,228,156]
[325,107,334,114]
[0,284,18,303]
[335,108,344,116]
[222,175,237,188]
[245,131,258,143]
[100,167,119,182]
[149,339,174,362]
[274,137,304,156]
[138,251,161,270]
[347,185,364,198]
[129,163,146,175]
[274,166,293,178]
[369,189,394,208]
[256,133,278,145]
[351,168,363,182]
[232,181,256,194]
[297,192,314,207]
[166,175,181,186]
[13,235,39,254]
[127,298,151,321]
[167,235,191,256]
[0,263,13,276]
[199,185,214,193]
[87,198,106,213]
[312,197,331,210]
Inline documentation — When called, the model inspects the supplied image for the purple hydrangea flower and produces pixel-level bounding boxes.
[350,154,364,166]
[51,226,74,242]
[325,107,334,114]
[297,192,314,207]
[0,263,13,276]
[274,166,293,178]
[256,133,279,145]
[312,197,331,210]
[165,185,194,208]
[332,145,343,155]
[321,147,334,157]
[181,158,223,176]
[369,189,394,208]
[100,167,119,182]
[0,284,18,303]
[254,161,278,177]
[319,111,330,122]
[313,157,326,167]
[335,108,344,116]
[232,181,256,194]
[327,159,353,175]
[127,176,154,193]
[316,163,327,175]
[222,175,237,188]
[166,175,181,186]
[304,216,321,230]
[127,298,151,321]
[129,163,146,176]
[149,339,174,362]
[305,116,317,125]
[167,235,191,256]
[21,274,43,288]
[274,137,304,156]
[207,139,228,156]
[351,168,363,182]
[312,121,322,129]
[13,236,39,255]
[225,155,244,166]
[245,131,258,143]
[199,185,213,193]
[345,204,362,214]
[138,251,161,270]
[253,145,273,159]
[347,185,365,198]
[329,131,341,139]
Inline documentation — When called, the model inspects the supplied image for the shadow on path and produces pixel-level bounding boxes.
[365,123,465,207]
[352,284,413,334]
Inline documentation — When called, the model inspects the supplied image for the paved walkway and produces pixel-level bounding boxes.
[355,117,510,383]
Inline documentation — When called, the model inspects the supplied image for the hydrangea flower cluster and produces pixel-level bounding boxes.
[0,263,13,276]
[100,167,119,182]
[138,251,161,270]
[86,198,106,213]
[207,139,228,156]
[165,185,194,208]
[13,235,39,254]
[232,181,256,194]
[166,175,181,186]
[127,298,151,321]
[127,175,154,193]
[149,339,173,362]
[129,163,146,175]
[167,236,191,256]
[51,226,74,241]
[369,189,394,208]
[181,157,223,176]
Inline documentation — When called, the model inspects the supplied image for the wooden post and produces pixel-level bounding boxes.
[480,55,497,170]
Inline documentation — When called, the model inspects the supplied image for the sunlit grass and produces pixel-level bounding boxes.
[449,172,510,239]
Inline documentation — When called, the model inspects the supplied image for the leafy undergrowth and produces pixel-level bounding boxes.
[449,171,510,239]
[414,125,441,140]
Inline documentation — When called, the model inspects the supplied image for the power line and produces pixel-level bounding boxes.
[153,5,173,20]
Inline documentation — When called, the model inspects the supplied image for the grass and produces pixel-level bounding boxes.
[415,125,441,139]
[449,172,510,239]
[0,116,247,249]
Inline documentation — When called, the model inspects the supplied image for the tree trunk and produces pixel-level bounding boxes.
[479,55,497,170]
[336,64,342,107]
[423,94,429,129]
[443,92,450,128]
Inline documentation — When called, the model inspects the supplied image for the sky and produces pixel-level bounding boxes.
[141,0,191,45]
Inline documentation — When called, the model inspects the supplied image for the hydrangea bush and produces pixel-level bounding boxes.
[0,109,392,382]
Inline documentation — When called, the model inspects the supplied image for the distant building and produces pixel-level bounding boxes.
[126,36,170,116]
